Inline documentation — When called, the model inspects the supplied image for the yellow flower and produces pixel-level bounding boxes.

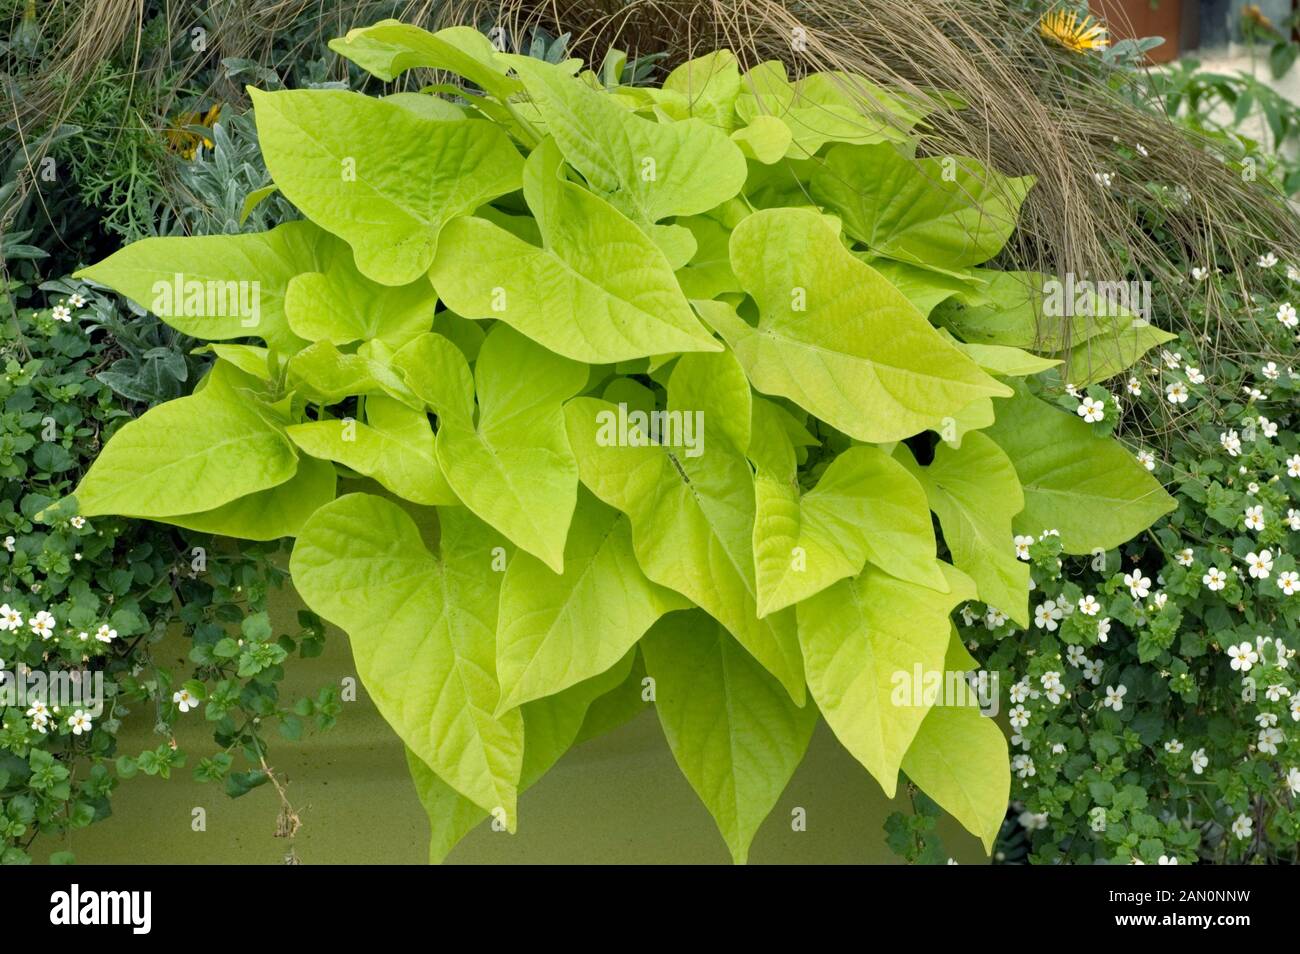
[165,104,222,159]
[1039,9,1109,53]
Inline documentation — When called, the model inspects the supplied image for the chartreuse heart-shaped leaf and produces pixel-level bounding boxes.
[706,208,1010,442]
[565,351,806,704]
[286,396,457,506]
[495,488,688,713]
[328,20,520,99]
[984,383,1175,553]
[642,611,817,864]
[796,562,976,797]
[165,455,336,541]
[291,494,524,823]
[749,397,946,616]
[284,231,435,350]
[735,62,927,156]
[74,219,330,352]
[662,50,742,128]
[811,143,1034,267]
[251,87,524,286]
[286,340,420,407]
[429,139,721,362]
[895,431,1031,627]
[502,55,748,224]
[396,324,585,571]
[901,633,1009,854]
[407,649,638,862]
[75,362,298,519]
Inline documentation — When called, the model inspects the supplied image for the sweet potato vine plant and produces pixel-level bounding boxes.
[67,21,1175,862]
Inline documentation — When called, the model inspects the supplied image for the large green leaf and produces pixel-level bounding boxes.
[286,396,457,506]
[74,220,329,352]
[329,21,520,99]
[811,143,1033,267]
[503,55,747,224]
[291,495,523,821]
[75,364,298,519]
[407,649,637,863]
[284,231,435,350]
[166,455,336,541]
[565,352,806,704]
[896,432,1031,626]
[496,489,687,712]
[286,340,420,407]
[795,563,975,796]
[250,88,524,286]
[750,399,946,615]
[429,139,720,362]
[398,324,585,570]
[642,611,817,864]
[901,633,1008,853]
[709,208,1009,442]
[662,50,742,127]
[984,385,1175,553]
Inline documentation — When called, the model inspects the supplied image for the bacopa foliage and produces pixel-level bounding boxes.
[71,21,1176,862]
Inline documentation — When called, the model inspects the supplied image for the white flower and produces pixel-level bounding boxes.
[1123,571,1151,599]
[1012,754,1036,778]
[1191,266,1208,282]
[1266,684,1291,702]
[1009,679,1034,704]
[1009,704,1030,729]
[1220,430,1242,457]
[1229,641,1259,672]
[1067,645,1087,667]
[1135,143,1149,157]
[67,709,92,735]
[1094,171,1113,188]
[1126,377,1142,396]
[1278,571,1299,596]
[1245,550,1273,579]
[1262,361,1281,381]
[1185,366,1205,384]
[1231,814,1253,840]
[1161,349,1183,369]
[1034,600,1063,631]
[51,304,71,322]
[1259,252,1279,268]
[1247,482,1261,495]
[1203,567,1227,591]
[1257,712,1278,728]
[1019,809,1048,830]
[172,688,200,713]
[1096,618,1111,643]
[1287,455,1300,478]
[1279,302,1299,328]
[1014,534,1033,561]
[1244,505,1266,532]
[1288,768,1300,796]
[1165,381,1189,404]
[1077,396,1105,423]
[0,604,22,632]
[1151,591,1168,611]
[2,536,13,552]
[1259,727,1284,755]
[960,605,977,626]
[1135,449,1155,471]
[1156,854,1178,865]
[1081,658,1103,685]
[1258,417,1278,439]
[1102,684,1127,711]
[1078,594,1101,616]
[29,610,55,640]
[1293,698,1300,722]
[26,701,48,722]
[1064,383,1080,398]
[1288,509,1300,531]
[1164,739,1184,754]
[1051,742,1066,755]
[1191,748,1208,774]
[95,624,117,644]
[1289,264,1300,281]
[70,516,85,530]
[985,608,1008,629]
[68,292,87,309]
[1176,548,1194,567]
[1041,671,1063,703]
